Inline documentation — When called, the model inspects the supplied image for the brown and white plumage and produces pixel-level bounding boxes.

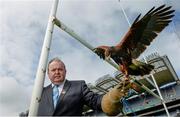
[94,5,175,77]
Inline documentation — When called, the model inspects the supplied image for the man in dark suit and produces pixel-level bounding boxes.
[37,57,103,116]
[20,57,132,116]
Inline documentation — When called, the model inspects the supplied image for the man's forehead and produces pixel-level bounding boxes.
[49,61,64,68]
[50,61,62,65]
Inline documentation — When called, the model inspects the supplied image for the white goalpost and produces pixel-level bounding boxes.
[28,0,59,115]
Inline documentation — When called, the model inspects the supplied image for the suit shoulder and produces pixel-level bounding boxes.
[68,80,86,84]
[69,80,85,83]
[43,84,51,90]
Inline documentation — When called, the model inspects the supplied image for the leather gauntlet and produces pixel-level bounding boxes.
[101,79,131,116]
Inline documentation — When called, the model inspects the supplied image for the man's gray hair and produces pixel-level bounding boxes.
[47,57,66,72]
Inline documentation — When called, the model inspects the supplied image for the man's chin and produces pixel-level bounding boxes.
[54,79,64,84]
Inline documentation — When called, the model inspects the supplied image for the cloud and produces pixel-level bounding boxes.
[0,76,32,116]
[139,30,180,76]
[0,1,50,115]
[0,0,180,115]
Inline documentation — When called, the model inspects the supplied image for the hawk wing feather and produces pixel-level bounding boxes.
[116,4,174,59]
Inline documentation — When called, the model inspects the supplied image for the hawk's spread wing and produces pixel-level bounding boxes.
[116,5,175,59]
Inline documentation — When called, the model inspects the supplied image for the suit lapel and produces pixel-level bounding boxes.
[46,84,54,111]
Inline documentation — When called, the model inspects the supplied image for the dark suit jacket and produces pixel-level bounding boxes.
[37,80,103,116]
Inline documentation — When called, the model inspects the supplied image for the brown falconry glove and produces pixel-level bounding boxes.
[101,79,132,116]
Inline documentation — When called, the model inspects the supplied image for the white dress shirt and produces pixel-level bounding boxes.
[51,79,66,96]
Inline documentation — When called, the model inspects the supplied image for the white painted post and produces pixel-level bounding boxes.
[28,0,59,116]
[144,57,170,117]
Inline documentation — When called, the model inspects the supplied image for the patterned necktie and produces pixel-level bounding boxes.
[53,85,59,108]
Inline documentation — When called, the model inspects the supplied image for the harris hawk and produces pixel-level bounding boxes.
[94,5,175,78]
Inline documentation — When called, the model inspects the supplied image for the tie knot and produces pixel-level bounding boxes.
[54,85,59,88]
[53,85,59,92]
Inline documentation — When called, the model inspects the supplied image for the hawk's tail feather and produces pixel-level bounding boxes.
[132,59,154,75]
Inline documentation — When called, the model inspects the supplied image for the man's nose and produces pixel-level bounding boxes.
[55,69,60,74]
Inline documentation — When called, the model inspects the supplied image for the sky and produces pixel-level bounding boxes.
[0,0,180,115]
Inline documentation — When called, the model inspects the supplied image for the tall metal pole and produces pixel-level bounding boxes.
[28,0,59,116]
[54,19,118,69]
[144,58,170,117]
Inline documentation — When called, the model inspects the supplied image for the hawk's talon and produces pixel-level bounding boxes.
[105,55,111,61]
